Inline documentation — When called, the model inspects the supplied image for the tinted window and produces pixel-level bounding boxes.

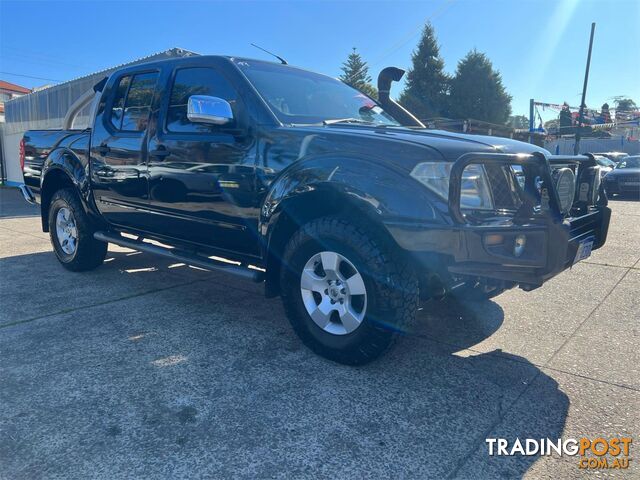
[618,157,640,169]
[110,76,131,129]
[235,60,399,126]
[121,72,159,131]
[167,67,240,133]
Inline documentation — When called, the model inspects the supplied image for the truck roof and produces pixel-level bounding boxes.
[110,54,284,72]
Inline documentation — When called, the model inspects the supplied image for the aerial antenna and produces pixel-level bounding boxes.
[250,43,288,65]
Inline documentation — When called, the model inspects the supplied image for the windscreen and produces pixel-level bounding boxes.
[617,157,640,168]
[234,59,400,126]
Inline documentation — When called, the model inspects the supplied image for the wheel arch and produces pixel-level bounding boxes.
[40,149,91,232]
[262,184,409,298]
[259,153,442,298]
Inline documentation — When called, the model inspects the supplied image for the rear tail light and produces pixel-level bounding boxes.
[19,138,25,171]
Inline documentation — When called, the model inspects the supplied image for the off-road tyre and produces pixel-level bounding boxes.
[49,188,107,271]
[280,217,418,365]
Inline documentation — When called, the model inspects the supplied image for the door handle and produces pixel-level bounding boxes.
[96,144,110,156]
[149,146,171,159]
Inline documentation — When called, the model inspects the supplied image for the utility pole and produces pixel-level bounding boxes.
[529,99,534,144]
[574,22,596,155]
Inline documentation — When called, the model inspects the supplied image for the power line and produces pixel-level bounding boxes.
[0,53,85,70]
[0,71,61,82]
[342,0,455,84]
[1,45,83,66]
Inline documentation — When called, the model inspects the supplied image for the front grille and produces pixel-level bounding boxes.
[485,164,521,210]
[618,174,640,182]
[485,162,587,217]
[450,152,605,225]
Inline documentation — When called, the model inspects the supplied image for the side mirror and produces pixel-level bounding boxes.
[187,95,233,125]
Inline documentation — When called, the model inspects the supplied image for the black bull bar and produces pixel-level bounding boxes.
[443,151,611,288]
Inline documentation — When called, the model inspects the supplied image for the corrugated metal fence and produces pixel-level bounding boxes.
[0,48,197,184]
[544,136,640,155]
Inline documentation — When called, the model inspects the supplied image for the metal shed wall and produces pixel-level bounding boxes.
[1,48,197,185]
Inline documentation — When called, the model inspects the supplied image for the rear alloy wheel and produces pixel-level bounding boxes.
[281,217,418,365]
[55,207,78,256]
[49,188,107,271]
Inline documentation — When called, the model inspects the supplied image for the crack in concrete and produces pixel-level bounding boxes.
[0,224,50,241]
[0,278,208,330]
[445,262,635,477]
[582,260,640,269]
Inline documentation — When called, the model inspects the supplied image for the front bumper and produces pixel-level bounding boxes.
[387,208,610,288]
[386,152,611,289]
[604,176,640,195]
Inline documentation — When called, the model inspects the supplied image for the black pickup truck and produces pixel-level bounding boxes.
[19,55,611,364]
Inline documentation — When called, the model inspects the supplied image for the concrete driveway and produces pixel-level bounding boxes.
[0,187,638,479]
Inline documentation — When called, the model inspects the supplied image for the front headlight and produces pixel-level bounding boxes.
[410,162,494,210]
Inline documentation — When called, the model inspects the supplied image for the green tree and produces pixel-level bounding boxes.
[544,118,560,132]
[507,115,529,129]
[398,23,448,120]
[613,97,637,122]
[613,97,637,112]
[339,47,377,99]
[447,50,512,124]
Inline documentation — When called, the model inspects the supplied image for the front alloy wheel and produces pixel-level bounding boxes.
[280,217,419,365]
[300,251,367,335]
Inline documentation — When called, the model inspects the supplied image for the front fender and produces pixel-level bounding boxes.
[261,153,442,236]
[259,154,445,298]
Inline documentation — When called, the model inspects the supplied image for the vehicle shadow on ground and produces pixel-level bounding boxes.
[0,189,40,218]
[608,193,639,202]
[0,250,569,478]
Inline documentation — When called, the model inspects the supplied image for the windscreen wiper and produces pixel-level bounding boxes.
[322,118,377,126]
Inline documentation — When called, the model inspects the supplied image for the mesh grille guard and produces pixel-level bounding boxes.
[447,152,605,225]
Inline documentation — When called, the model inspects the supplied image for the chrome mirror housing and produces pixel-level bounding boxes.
[187,95,233,125]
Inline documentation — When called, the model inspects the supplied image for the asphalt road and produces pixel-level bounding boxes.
[0,187,638,479]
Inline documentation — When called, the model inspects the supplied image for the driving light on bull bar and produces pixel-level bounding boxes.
[410,162,494,210]
[553,168,576,215]
[514,234,526,257]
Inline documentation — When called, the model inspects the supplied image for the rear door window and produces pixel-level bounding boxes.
[122,72,159,131]
[109,72,159,132]
[110,76,130,129]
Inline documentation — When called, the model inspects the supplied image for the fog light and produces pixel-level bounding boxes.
[514,234,526,257]
[485,234,504,246]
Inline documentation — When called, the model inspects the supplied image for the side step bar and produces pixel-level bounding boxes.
[94,231,264,282]
[19,184,37,205]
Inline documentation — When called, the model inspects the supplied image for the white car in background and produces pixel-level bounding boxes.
[594,155,616,177]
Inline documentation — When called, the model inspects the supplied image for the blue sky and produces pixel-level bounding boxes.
[1,0,638,119]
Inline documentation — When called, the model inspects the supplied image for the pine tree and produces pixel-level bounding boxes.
[398,23,448,120]
[447,50,512,124]
[339,48,377,98]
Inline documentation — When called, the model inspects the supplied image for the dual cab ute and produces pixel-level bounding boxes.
[19,56,611,364]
